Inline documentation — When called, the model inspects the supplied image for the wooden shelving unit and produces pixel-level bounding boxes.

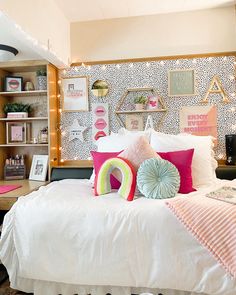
[0,60,59,180]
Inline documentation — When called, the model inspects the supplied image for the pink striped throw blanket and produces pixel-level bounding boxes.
[166,195,236,278]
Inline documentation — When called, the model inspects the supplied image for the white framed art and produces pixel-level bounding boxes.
[29,155,48,181]
[62,76,89,112]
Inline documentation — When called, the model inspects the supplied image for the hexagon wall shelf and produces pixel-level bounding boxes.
[115,87,167,130]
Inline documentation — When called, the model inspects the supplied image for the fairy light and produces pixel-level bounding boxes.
[58,80,61,85]
[208,57,213,61]
[82,62,86,68]
[59,147,62,151]
[102,65,106,70]
[229,75,235,81]
[116,64,121,69]
[230,93,236,98]
[59,108,62,113]
[61,131,66,136]
[129,63,133,68]
[60,159,64,163]
[57,94,61,98]
[176,60,180,65]
[223,56,227,61]
[74,156,78,160]
[160,61,165,66]
[63,69,66,75]
[87,65,91,70]
[192,59,197,64]
[146,62,150,67]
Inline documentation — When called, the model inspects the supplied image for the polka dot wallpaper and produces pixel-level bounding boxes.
[59,56,236,160]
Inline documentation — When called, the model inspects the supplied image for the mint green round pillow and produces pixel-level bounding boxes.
[137,158,180,199]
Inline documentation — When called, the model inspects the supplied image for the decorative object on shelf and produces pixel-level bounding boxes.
[4,76,23,92]
[62,76,89,112]
[0,44,18,62]
[24,81,34,91]
[6,122,31,144]
[225,134,236,165]
[3,102,31,118]
[145,115,154,131]
[168,69,196,97]
[38,127,48,144]
[147,95,159,110]
[126,114,143,131]
[134,95,147,110]
[201,75,230,103]
[91,80,109,97]
[115,87,167,129]
[36,69,47,90]
[29,155,48,181]
[92,103,109,142]
[69,119,88,142]
[4,154,26,180]
[180,105,217,139]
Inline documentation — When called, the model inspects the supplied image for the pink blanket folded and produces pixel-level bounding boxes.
[0,185,22,194]
[166,195,236,278]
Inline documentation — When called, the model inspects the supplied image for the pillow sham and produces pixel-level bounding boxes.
[158,149,195,194]
[150,131,215,188]
[90,151,121,189]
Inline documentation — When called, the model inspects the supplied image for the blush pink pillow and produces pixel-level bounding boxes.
[91,151,121,189]
[118,136,160,171]
[157,149,196,194]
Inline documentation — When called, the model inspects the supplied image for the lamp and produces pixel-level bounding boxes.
[0,44,18,62]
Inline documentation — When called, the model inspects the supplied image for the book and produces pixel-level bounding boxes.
[206,186,236,205]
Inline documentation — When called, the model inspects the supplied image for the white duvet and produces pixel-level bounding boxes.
[1,178,236,295]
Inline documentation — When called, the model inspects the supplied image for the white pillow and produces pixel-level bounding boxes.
[150,131,216,188]
[116,128,152,142]
[96,132,150,152]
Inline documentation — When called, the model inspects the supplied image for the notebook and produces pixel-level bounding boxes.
[206,186,236,205]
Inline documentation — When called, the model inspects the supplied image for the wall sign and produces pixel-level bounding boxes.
[92,103,109,142]
[69,119,88,142]
[62,76,89,112]
[125,114,143,131]
[179,105,217,139]
[168,69,196,97]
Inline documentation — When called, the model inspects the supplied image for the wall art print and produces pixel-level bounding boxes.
[168,69,196,97]
[92,103,109,142]
[179,105,217,139]
[62,76,89,112]
[126,114,143,131]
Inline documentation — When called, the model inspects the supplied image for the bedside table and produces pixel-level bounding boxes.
[0,179,47,211]
[216,165,236,180]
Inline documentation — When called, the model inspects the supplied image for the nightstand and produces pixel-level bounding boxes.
[0,179,47,211]
[216,165,236,180]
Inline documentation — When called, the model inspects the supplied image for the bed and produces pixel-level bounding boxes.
[1,130,236,295]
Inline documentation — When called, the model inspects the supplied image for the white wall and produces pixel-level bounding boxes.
[0,0,70,67]
[71,6,236,63]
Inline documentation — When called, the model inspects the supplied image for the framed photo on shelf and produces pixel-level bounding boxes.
[6,122,26,144]
[29,155,48,181]
[125,114,143,131]
[62,76,89,112]
[4,76,23,92]
[168,69,196,97]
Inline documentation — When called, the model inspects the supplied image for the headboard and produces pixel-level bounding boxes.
[50,167,93,182]
[50,166,236,182]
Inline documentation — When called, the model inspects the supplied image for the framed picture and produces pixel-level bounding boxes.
[62,76,89,112]
[29,155,48,181]
[6,122,26,144]
[4,76,23,92]
[168,69,196,97]
[125,114,143,131]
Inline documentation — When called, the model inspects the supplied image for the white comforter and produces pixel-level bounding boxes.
[1,178,236,295]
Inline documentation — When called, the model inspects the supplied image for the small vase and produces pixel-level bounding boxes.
[37,76,47,90]
[135,104,145,110]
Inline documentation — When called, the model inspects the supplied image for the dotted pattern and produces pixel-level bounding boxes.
[59,56,236,160]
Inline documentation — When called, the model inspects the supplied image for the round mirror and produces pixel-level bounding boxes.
[91,80,109,97]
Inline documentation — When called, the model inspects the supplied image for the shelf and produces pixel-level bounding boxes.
[0,90,47,97]
[0,117,48,121]
[0,144,48,147]
[116,109,167,114]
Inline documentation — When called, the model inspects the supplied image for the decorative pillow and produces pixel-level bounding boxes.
[158,149,195,194]
[90,151,121,189]
[150,131,215,188]
[117,128,152,142]
[137,158,180,199]
[118,136,160,171]
[95,157,136,201]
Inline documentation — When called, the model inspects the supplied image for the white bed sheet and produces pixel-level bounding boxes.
[0,178,236,295]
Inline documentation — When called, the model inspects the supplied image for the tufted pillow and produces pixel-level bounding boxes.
[137,158,180,199]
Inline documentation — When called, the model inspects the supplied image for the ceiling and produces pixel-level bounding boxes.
[0,14,42,61]
[55,0,235,22]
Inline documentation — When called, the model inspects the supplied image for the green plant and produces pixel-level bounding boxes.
[134,95,147,104]
[3,103,31,114]
[36,69,47,76]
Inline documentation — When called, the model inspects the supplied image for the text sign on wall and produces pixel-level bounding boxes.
[180,106,217,139]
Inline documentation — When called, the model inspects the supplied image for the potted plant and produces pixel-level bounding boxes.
[3,102,31,118]
[134,95,147,110]
[36,69,47,90]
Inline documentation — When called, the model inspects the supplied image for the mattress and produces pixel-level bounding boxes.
[0,178,236,295]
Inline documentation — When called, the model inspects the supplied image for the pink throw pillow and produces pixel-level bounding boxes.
[118,136,160,171]
[91,151,121,189]
[157,149,196,194]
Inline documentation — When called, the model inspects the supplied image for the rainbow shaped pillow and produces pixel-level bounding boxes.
[95,157,136,201]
